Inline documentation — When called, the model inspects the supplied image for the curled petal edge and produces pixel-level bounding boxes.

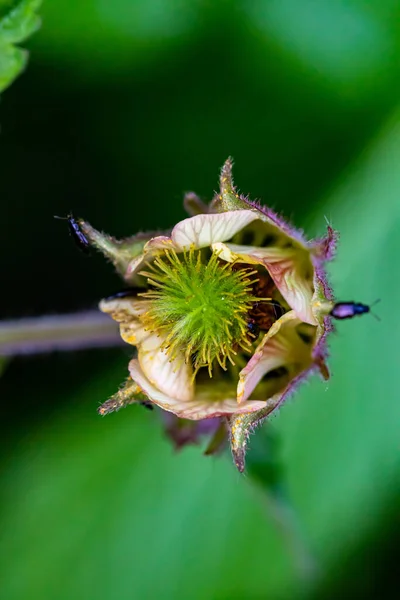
[129,359,267,420]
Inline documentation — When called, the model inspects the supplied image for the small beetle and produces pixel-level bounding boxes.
[247,318,260,339]
[330,300,380,320]
[103,288,141,302]
[55,213,90,254]
[140,401,154,411]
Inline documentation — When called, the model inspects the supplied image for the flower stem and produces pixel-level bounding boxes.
[0,311,123,357]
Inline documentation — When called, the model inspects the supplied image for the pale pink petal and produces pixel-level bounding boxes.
[144,236,175,251]
[138,333,194,402]
[174,397,267,420]
[99,297,150,321]
[238,311,315,403]
[125,211,261,278]
[120,320,152,346]
[125,254,148,279]
[212,242,316,325]
[125,237,174,278]
[171,210,260,250]
[99,298,152,346]
[129,359,267,420]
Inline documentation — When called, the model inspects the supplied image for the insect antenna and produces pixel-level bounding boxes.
[54,212,91,254]
[369,298,381,322]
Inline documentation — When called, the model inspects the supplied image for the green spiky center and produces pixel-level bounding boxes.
[140,249,264,376]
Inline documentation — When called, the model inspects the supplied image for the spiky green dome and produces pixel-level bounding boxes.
[140,249,263,376]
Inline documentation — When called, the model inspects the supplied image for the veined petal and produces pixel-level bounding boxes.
[99,297,150,322]
[125,236,173,279]
[213,241,316,325]
[238,310,315,403]
[170,210,260,250]
[124,211,261,278]
[230,363,315,472]
[138,332,194,402]
[120,320,152,346]
[100,295,194,401]
[129,359,266,420]
[99,297,154,346]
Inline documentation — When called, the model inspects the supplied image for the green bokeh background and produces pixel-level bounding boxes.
[1,1,400,598]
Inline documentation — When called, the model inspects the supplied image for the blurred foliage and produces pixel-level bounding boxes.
[0,0,41,92]
[1,0,400,599]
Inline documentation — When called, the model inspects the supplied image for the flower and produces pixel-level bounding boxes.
[79,159,337,472]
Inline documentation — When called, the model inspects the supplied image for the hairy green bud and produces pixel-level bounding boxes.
[139,248,266,376]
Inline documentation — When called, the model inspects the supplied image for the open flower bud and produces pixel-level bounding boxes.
[81,159,337,471]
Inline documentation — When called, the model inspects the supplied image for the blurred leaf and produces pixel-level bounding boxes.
[0,0,41,92]
[32,0,205,77]
[246,427,319,584]
[0,40,25,90]
[0,373,293,600]
[275,110,400,584]
[0,0,40,43]
[243,0,398,94]
[246,425,284,493]
[237,105,400,581]
[96,0,202,41]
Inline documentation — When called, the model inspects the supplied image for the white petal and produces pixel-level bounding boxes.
[212,242,316,325]
[129,359,266,420]
[174,398,267,420]
[125,254,148,278]
[171,210,260,250]
[238,311,315,403]
[125,236,175,278]
[99,297,150,321]
[144,236,176,252]
[99,298,152,346]
[125,212,261,277]
[138,333,194,402]
[120,320,152,346]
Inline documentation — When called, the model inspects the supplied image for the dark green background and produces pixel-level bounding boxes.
[1,1,400,598]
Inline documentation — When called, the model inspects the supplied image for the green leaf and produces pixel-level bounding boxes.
[244,0,396,96]
[0,40,26,90]
[0,373,292,600]
[0,0,41,43]
[274,110,400,582]
[0,0,41,92]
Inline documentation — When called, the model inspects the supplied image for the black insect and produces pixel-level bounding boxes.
[54,213,90,254]
[103,288,141,301]
[248,298,285,334]
[140,401,154,411]
[247,319,260,339]
[330,300,380,321]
